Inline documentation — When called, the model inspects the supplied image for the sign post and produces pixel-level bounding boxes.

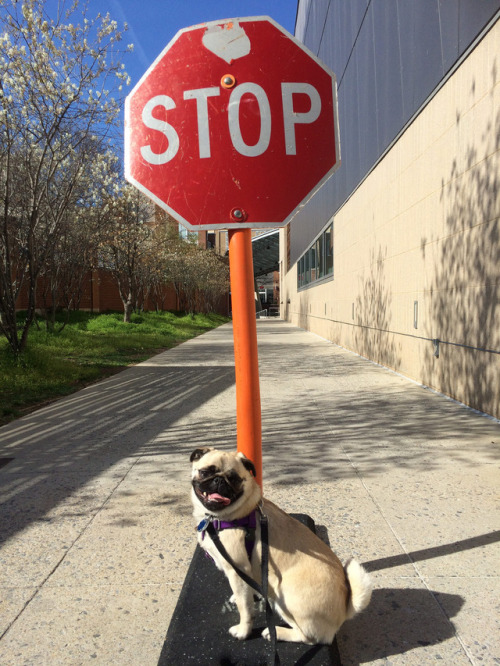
[228,228,262,484]
[125,16,340,488]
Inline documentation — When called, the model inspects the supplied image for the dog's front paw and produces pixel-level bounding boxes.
[229,623,251,640]
[262,628,271,642]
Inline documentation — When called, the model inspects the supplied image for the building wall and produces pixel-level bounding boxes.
[281,19,500,418]
[290,0,500,264]
[16,270,180,314]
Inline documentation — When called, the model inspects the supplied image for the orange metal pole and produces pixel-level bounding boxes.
[228,228,262,487]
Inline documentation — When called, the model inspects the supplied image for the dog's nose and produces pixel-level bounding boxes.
[213,476,228,492]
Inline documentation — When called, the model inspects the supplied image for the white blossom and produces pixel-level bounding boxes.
[0,0,132,353]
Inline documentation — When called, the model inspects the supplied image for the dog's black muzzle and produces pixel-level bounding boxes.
[193,472,244,511]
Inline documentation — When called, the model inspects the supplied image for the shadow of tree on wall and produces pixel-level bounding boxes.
[422,65,499,416]
[354,247,400,371]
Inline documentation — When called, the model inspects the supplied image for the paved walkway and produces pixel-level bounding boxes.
[0,320,499,665]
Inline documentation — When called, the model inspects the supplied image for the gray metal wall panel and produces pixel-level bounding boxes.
[438,1,460,72]
[295,0,312,43]
[398,0,444,113]
[331,1,350,78]
[373,0,404,149]
[355,7,379,169]
[459,0,500,50]
[290,0,500,266]
[303,0,330,54]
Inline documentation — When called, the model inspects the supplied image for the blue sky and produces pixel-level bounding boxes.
[95,0,298,88]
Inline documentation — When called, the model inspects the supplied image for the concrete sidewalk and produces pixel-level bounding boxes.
[0,320,498,665]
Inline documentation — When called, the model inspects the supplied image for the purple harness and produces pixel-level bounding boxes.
[197,510,257,560]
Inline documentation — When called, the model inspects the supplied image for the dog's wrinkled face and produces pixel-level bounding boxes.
[190,447,256,513]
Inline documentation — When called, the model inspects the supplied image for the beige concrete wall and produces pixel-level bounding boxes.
[281,21,500,419]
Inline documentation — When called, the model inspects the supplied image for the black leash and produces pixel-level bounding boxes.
[206,511,280,666]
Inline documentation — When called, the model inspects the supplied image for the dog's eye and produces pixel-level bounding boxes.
[226,471,241,486]
[199,466,218,478]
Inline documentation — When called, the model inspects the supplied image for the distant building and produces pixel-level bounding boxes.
[281,1,500,418]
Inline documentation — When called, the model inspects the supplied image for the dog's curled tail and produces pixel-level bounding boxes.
[344,559,373,619]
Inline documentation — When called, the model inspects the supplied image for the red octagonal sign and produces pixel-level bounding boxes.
[125,16,340,230]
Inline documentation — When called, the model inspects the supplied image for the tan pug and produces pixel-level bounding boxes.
[190,447,372,644]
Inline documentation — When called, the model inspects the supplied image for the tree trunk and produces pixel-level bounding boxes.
[123,292,133,323]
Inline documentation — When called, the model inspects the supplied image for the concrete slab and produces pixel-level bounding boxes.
[266,481,419,579]
[363,473,500,577]
[45,487,192,588]
[0,588,36,638]
[0,472,127,587]
[0,320,499,665]
[430,577,500,663]
[0,584,180,666]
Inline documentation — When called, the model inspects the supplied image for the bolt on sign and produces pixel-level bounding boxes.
[125,16,340,231]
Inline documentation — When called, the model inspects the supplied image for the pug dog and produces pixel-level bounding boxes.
[190,447,372,645]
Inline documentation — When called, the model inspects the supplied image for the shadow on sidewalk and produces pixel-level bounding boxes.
[258,389,498,484]
[314,522,497,664]
[0,364,235,545]
[336,529,500,664]
[363,530,500,572]
[338,586,465,665]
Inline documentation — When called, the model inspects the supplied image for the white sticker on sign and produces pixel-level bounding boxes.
[202,20,251,63]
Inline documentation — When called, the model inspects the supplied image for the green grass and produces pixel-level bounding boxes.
[0,310,229,425]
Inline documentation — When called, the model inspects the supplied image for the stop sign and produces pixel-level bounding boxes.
[125,16,340,230]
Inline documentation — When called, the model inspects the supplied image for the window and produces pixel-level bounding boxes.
[325,223,333,275]
[309,245,316,282]
[297,221,334,289]
[178,223,198,244]
[317,235,324,279]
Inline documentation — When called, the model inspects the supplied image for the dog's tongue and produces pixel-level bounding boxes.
[208,493,231,505]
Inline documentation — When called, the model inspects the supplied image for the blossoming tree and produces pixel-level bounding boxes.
[0,0,131,353]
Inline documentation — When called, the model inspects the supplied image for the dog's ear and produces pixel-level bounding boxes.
[237,452,257,477]
[190,447,212,463]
